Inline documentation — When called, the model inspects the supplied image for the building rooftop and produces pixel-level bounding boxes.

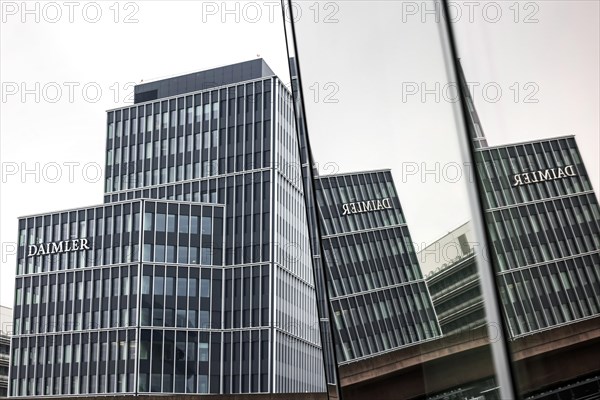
[133,58,276,104]
[477,134,575,150]
[315,168,392,179]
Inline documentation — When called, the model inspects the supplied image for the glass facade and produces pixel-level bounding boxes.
[11,59,325,396]
[315,170,441,362]
[475,136,600,337]
[11,200,224,396]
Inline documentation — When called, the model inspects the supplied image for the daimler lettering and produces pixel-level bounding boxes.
[27,239,90,257]
[512,165,576,187]
[342,198,392,215]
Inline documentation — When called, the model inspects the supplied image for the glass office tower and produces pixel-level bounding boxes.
[475,137,600,337]
[10,59,325,396]
[314,170,441,362]
[458,61,600,338]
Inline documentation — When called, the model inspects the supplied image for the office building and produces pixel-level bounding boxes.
[421,222,485,336]
[10,59,325,396]
[474,136,600,337]
[0,306,11,397]
[314,170,441,363]
[457,61,600,338]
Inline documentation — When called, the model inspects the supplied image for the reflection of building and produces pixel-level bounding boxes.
[315,170,440,362]
[10,59,325,397]
[421,222,485,336]
[475,137,600,337]
[0,306,11,397]
[458,61,600,338]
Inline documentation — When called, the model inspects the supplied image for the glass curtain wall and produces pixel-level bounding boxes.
[283,1,518,399]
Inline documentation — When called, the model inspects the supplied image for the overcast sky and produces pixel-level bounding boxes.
[1,1,598,307]
[291,0,599,256]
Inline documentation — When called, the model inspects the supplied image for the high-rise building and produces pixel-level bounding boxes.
[421,222,485,336]
[457,60,600,338]
[474,136,600,337]
[314,170,441,362]
[0,306,11,397]
[10,59,325,397]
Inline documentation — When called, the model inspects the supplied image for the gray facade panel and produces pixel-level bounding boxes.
[315,171,440,363]
[476,137,600,337]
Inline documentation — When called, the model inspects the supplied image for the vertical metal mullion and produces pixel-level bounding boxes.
[439,2,520,397]
[268,79,277,393]
[134,200,143,395]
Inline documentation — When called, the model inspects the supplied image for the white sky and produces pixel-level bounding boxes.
[292,0,599,252]
[1,1,599,307]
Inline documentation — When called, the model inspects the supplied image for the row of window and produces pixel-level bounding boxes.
[16,273,137,307]
[108,84,274,141]
[11,331,137,396]
[19,213,141,248]
[482,167,591,209]
[136,265,273,331]
[13,339,136,367]
[10,334,213,396]
[275,268,322,344]
[14,276,139,335]
[106,159,220,192]
[488,195,600,271]
[273,333,326,393]
[107,130,220,167]
[108,102,220,139]
[19,240,222,275]
[143,212,212,234]
[138,328,270,394]
[440,308,486,336]
[323,228,422,298]
[14,309,138,336]
[316,174,403,236]
[498,254,600,336]
[435,286,482,318]
[478,139,581,178]
[106,82,274,194]
[332,283,439,362]
[12,373,136,397]
[105,174,275,268]
[14,268,273,336]
[18,202,222,275]
[427,260,479,299]
[141,244,214,265]
[477,141,593,208]
[140,273,211,329]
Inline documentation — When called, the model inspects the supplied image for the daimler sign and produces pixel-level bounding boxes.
[27,239,91,257]
[512,165,576,187]
[342,198,392,215]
